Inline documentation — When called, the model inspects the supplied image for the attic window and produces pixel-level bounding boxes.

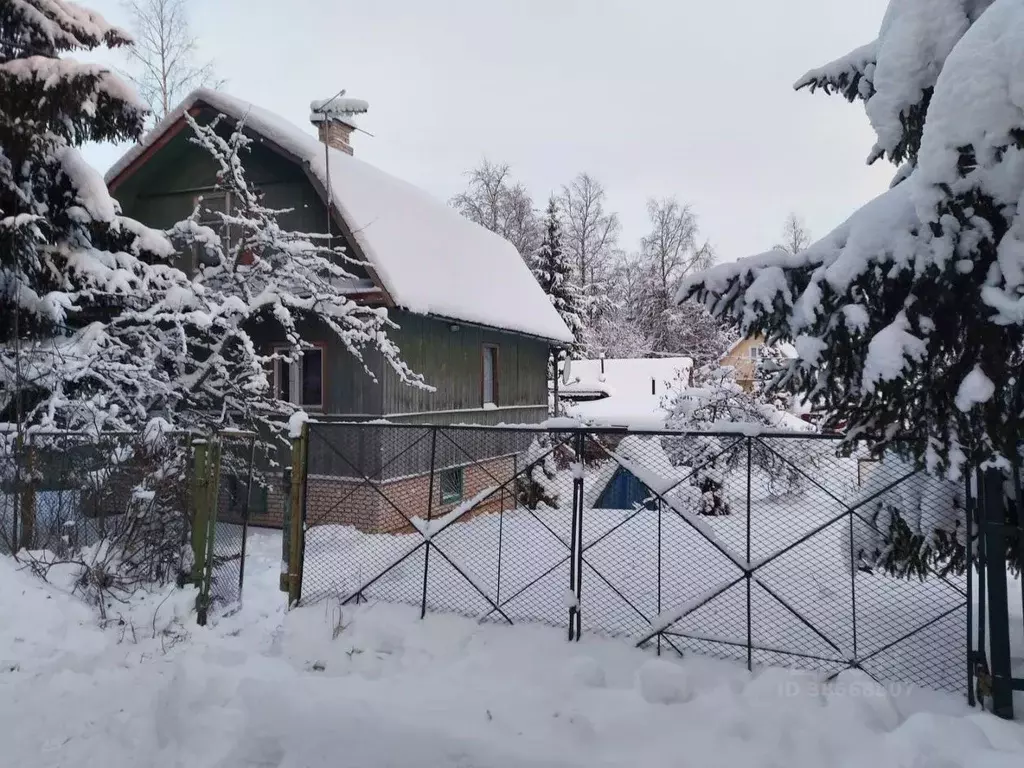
[195,191,231,266]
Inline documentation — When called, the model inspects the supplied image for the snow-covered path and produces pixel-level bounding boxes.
[2,531,1023,768]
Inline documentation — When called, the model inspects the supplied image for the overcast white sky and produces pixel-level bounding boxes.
[84,0,892,263]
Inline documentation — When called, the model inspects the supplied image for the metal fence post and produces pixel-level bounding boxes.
[657,497,663,657]
[287,425,308,607]
[18,437,36,551]
[975,469,989,699]
[966,472,975,707]
[199,438,223,622]
[421,426,438,619]
[279,463,292,594]
[573,430,585,641]
[568,431,581,641]
[746,436,753,672]
[238,435,257,596]
[980,467,1014,719]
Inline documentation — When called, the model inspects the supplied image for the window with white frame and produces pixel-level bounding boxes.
[482,345,499,407]
[273,346,324,409]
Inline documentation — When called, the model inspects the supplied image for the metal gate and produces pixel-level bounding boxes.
[294,423,975,696]
[192,431,258,624]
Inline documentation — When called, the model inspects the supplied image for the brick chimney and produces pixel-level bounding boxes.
[310,92,368,156]
[316,120,355,155]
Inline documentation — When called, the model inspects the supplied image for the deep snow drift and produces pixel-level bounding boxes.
[2,530,1023,768]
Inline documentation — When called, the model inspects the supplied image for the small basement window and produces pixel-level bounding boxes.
[273,346,324,409]
[482,345,499,407]
[439,467,464,505]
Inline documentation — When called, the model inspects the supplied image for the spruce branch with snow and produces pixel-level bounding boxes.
[166,112,427,444]
[851,456,968,579]
[0,0,201,438]
[532,197,585,357]
[679,0,1022,572]
[0,1,214,575]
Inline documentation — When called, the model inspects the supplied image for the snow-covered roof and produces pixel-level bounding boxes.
[568,394,670,430]
[557,357,693,399]
[308,96,368,128]
[106,89,574,344]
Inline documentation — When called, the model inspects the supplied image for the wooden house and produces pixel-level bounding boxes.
[105,89,573,531]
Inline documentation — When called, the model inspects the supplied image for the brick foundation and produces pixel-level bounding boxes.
[233,455,519,534]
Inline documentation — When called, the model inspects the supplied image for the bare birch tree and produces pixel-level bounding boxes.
[121,0,222,122]
[449,159,541,263]
[775,212,811,254]
[558,173,621,325]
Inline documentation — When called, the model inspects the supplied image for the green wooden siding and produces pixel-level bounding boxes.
[381,311,548,416]
[110,106,553,466]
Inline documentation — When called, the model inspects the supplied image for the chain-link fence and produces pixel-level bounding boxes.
[1,428,258,624]
[298,422,970,694]
[206,431,259,609]
[0,430,193,588]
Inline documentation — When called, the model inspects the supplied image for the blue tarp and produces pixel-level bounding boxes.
[594,467,656,510]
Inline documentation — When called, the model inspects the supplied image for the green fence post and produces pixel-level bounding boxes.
[287,425,308,607]
[199,438,223,621]
[191,440,209,589]
[280,464,292,594]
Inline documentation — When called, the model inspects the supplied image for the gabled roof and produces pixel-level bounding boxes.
[106,89,574,344]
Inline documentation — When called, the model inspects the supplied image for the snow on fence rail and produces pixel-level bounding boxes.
[297,422,970,695]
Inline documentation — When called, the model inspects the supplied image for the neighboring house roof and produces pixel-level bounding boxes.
[568,394,669,430]
[556,356,693,399]
[105,88,574,344]
[724,335,798,360]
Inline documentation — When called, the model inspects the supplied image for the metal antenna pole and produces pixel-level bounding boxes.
[312,88,346,247]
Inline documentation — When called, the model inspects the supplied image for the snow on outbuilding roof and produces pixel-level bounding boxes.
[105,89,574,344]
[557,357,693,398]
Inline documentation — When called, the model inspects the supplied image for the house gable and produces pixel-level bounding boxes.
[110,106,374,287]
[106,89,573,344]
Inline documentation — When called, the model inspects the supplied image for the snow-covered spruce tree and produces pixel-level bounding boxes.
[532,197,584,357]
[0,2,207,587]
[679,0,1021,573]
[853,456,968,578]
[0,1,193,433]
[661,365,813,515]
[167,112,426,446]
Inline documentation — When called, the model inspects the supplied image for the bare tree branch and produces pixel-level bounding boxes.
[449,159,541,263]
[121,0,224,123]
[775,212,811,254]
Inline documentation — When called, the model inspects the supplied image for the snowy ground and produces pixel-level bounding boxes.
[3,530,1024,768]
